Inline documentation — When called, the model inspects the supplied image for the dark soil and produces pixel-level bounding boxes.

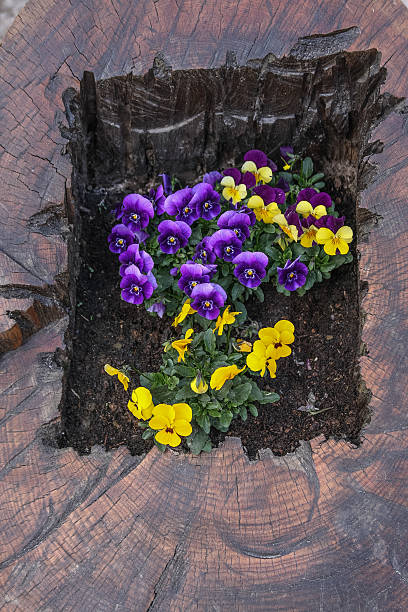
[59,192,370,459]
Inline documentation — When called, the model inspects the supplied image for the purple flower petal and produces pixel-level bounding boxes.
[244,149,268,168]
[310,192,332,209]
[223,168,241,184]
[280,146,294,162]
[296,188,317,203]
[108,224,135,254]
[253,185,286,205]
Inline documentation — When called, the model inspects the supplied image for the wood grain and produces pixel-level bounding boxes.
[0,1,407,609]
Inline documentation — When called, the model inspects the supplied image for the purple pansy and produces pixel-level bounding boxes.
[157,220,191,254]
[277,257,308,291]
[253,185,286,206]
[190,283,227,320]
[159,173,172,196]
[148,184,166,216]
[121,194,154,231]
[217,210,251,242]
[118,244,154,277]
[315,215,345,233]
[280,146,294,162]
[120,266,155,305]
[223,167,256,190]
[309,191,332,209]
[232,251,268,288]
[191,183,221,220]
[194,236,217,264]
[244,149,277,172]
[170,267,179,276]
[178,262,211,297]
[230,202,256,225]
[203,170,222,188]
[108,224,135,254]
[284,210,304,236]
[164,187,198,225]
[208,229,243,262]
[296,188,318,203]
[147,301,166,318]
[276,176,290,193]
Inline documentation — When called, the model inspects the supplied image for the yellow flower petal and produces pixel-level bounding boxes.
[279,331,295,345]
[273,213,288,227]
[172,300,196,327]
[252,339,267,356]
[337,239,350,255]
[258,167,272,183]
[191,377,208,394]
[296,201,313,217]
[274,320,295,335]
[132,386,153,407]
[323,240,338,256]
[221,175,235,188]
[246,351,265,373]
[149,414,171,430]
[155,429,181,447]
[247,195,264,210]
[210,365,245,390]
[266,359,277,378]
[283,162,290,171]
[104,364,118,376]
[152,403,175,422]
[336,225,353,242]
[127,400,142,419]
[265,202,280,216]
[312,205,327,219]
[237,184,247,199]
[173,419,193,437]
[258,327,279,345]
[117,372,129,391]
[241,160,257,174]
[173,403,192,422]
[316,227,334,244]
[236,339,252,352]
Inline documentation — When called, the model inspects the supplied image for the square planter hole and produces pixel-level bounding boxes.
[58,48,394,458]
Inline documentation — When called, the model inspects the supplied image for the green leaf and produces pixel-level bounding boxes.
[142,429,154,440]
[154,440,167,452]
[217,411,233,429]
[174,364,196,377]
[249,381,263,401]
[203,328,216,353]
[202,440,212,453]
[254,287,264,302]
[231,283,244,301]
[188,429,210,455]
[262,224,276,234]
[309,172,325,184]
[301,157,313,179]
[233,301,247,324]
[196,413,211,434]
[248,404,258,417]
[259,392,280,404]
[233,382,252,403]
[239,406,248,421]
[313,181,325,189]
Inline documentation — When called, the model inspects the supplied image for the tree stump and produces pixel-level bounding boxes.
[1,2,407,610]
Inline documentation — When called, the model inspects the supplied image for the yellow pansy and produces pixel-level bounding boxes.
[172,299,196,327]
[213,305,241,336]
[171,328,194,362]
[127,386,154,420]
[296,200,327,220]
[316,225,353,255]
[191,375,208,394]
[149,403,192,447]
[104,364,130,391]
[247,195,280,224]
[220,175,247,204]
[210,364,246,390]
[273,213,298,242]
[258,320,295,360]
[241,160,272,184]
[246,340,277,378]
[300,224,318,248]
[236,338,252,352]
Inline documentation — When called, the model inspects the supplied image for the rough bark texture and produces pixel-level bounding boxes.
[0,1,408,610]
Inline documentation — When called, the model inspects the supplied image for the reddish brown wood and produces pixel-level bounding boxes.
[0,1,407,610]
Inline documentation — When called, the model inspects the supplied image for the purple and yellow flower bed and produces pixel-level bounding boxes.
[104,148,354,454]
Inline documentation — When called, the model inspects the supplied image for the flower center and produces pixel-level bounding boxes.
[234,228,242,238]
[201,250,207,258]
[130,213,139,222]
[203,300,213,310]
[288,272,296,280]
[183,207,191,215]
[225,246,233,255]
[167,236,177,245]
[165,427,174,433]
[204,202,211,209]
[130,284,141,295]
[245,268,255,278]
[116,238,124,246]
[189,280,199,291]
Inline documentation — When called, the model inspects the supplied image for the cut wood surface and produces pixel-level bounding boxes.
[0,1,407,610]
